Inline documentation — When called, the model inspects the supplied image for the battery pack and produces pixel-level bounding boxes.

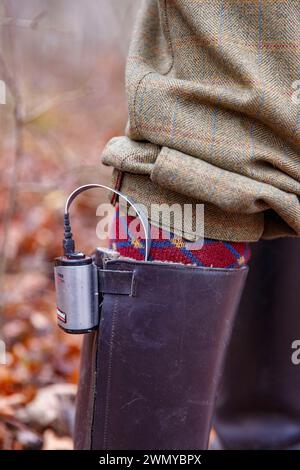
[54,256,99,333]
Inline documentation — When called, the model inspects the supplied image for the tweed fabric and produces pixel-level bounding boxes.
[102,0,300,242]
[109,205,250,268]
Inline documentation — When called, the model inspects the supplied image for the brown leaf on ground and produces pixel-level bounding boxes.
[43,429,73,450]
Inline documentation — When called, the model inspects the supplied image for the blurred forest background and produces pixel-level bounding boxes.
[0,0,138,449]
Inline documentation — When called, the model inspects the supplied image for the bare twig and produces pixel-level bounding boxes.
[0,80,24,310]
[0,4,24,314]
[0,13,73,36]
[21,87,91,125]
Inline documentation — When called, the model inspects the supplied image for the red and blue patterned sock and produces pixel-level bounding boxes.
[109,205,250,269]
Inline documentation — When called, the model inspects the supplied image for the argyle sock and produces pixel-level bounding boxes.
[109,205,251,268]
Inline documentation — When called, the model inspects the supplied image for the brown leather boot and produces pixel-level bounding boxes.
[213,238,300,450]
[74,249,248,450]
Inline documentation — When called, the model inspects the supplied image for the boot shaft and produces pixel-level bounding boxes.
[75,249,248,450]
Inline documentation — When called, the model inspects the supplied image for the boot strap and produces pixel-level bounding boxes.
[98,269,135,296]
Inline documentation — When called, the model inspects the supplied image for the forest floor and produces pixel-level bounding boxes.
[0,54,126,449]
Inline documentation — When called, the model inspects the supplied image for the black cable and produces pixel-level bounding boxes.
[63,213,75,256]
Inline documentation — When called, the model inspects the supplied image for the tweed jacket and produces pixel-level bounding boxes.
[102,0,300,242]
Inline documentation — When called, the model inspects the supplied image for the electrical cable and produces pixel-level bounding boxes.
[63,184,151,261]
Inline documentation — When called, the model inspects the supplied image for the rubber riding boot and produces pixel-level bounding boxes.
[74,248,248,450]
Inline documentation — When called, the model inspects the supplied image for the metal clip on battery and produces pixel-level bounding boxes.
[54,184,150,334]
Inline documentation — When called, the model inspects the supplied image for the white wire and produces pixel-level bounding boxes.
[64,184,151,261]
